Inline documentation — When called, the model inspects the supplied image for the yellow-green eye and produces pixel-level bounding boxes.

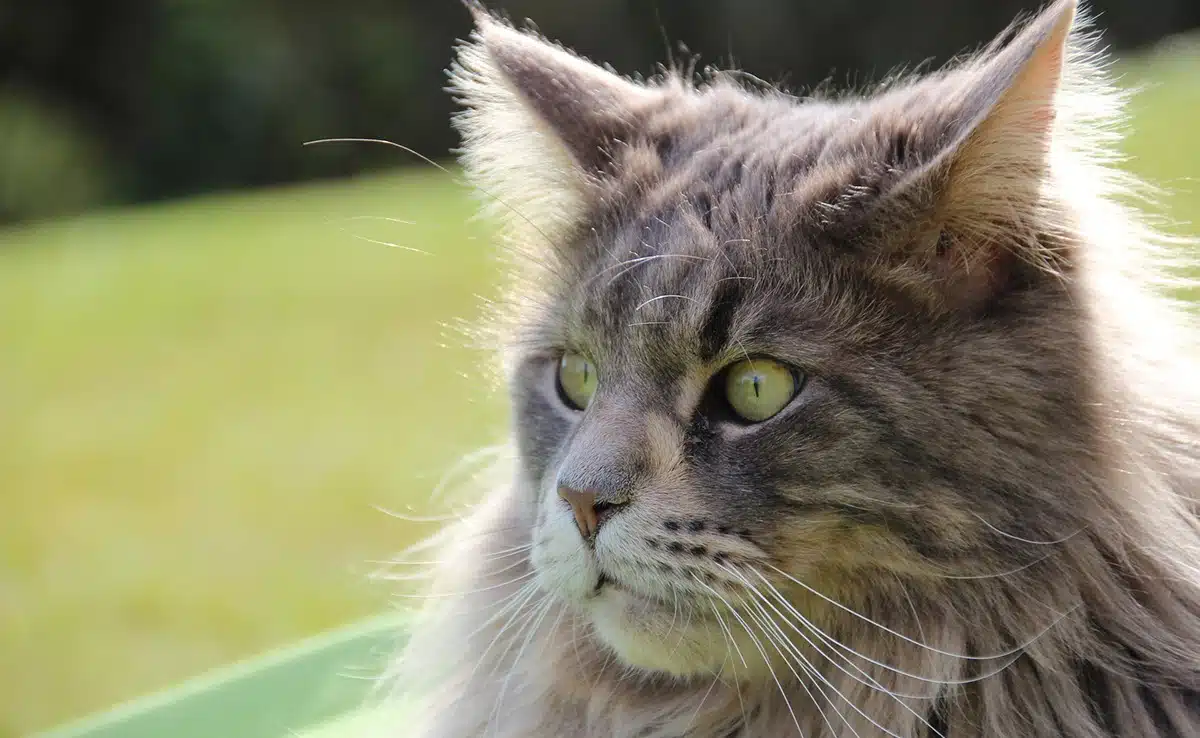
[724,358,799,422]
[557,353,598,410]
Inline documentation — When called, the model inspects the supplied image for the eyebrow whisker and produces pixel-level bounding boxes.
[635,294,702,311]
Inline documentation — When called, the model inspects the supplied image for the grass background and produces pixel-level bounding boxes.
[2,42,1198,737]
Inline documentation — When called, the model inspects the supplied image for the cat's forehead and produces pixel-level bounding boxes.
[624,78,956,206]
[558,93,908,371]
[565,196,845,381]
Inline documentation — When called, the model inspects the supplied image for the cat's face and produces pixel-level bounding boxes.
[455,2,1091,678]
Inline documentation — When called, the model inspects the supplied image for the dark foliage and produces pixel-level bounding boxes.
[0,0,1196,221]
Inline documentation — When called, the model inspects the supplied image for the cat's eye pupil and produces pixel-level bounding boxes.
[723,358,800,423]
[557,352,598,411]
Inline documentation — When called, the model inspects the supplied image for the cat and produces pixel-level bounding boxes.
[376,1,1200,736]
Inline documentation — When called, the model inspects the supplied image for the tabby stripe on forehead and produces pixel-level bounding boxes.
[698,278,743,363]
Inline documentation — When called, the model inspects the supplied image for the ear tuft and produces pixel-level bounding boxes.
[448,13,661,246]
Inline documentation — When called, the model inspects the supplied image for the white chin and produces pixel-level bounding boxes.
[585,586,737,677]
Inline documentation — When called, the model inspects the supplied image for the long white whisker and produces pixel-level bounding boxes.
[681,652,728,735]
[739,586,912,738]
[372,505,467,523]
[465,581,543,647]
[706,596,748,670]
[634,294,701,311]
[734,592,849,738]
[459,583,545,689]
[733,588,845,738]
[734,566,945,737]
[971,514,1086,546]
[696,577,804,738]
[302,138,560,251]
[756,567,1058,688]
[426,445,510,504]
[932,550,1059,580]
[340,215,416,225]
[766,564,1078,662]
[389,570,536,600]
[737,566,939,699]
[595,253,711,287]
[488,596,556,736]
[382,543,533,568]
[664,586,681,649]
[894,573,929,646]
[704,596,749,727]
[335,227,430,255]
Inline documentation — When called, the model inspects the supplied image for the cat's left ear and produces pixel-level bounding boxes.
[884,0,1080,310]
[449,11,662,243]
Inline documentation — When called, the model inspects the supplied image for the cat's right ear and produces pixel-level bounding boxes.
[449,12,661,243]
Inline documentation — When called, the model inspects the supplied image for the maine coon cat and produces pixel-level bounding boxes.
[378,1,1200,735]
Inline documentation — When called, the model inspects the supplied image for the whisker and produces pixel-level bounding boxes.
[427,444,510,504]
[728,568,928,738]
[382,543,532,568]
[696,577,804,737]
[765,564,1079,662]
[469,583,545,685]
[931,550,1059,580]
[388,570,535,599]
[372,505,468,524]
[302,137,559,251]
[340,215,417,225]
[381,554,532,583]
[742,588,911,738]
[663,586,681,648]
[593,253,711,288]
[705,596,748,670]
[635,294,701,311]
[705,595,751,727]
[488,596,557,736]
[733,565,945,737]
[335,227,430,255]
[754,567,1062,688]
[735,589,849,738]
[894,573,929,646]
[972,514,1086,545]
[681,652,728,734]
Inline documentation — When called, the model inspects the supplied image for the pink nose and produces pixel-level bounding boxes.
[558,486,598,538]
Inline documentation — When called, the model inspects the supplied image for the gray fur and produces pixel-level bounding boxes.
[379,1,1200,736]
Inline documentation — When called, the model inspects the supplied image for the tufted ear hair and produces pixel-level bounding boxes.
[448,10,664,244]
[877,0,1082,311]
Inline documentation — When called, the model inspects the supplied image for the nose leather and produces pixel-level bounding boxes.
[558,486,598,538]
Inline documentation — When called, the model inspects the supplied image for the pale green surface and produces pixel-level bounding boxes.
[35,616,405,738]
[299,700,415,738]
[3,44,1198,738]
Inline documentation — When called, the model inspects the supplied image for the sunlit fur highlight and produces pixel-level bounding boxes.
[374,2,1200,737]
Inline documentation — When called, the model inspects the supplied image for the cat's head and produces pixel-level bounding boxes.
[451,0,1106,678]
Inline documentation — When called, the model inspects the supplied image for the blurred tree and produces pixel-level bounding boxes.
[0,0,1197,223]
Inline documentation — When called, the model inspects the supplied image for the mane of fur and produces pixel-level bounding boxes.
[374,4,1200,737]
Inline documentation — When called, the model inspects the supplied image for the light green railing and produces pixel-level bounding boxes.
[37,615,407,738]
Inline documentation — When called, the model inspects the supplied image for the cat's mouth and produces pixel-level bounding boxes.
[592,573,611,595]
[590,571,677,609]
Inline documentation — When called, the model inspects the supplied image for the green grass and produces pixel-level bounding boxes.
[2,43,1198,737]
[0,171,508,736]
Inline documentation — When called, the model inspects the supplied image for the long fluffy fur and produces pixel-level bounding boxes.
[373,3,1200,737]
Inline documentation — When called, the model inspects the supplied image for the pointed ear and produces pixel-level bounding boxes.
[945,0,1076,200]
[448,13,661,243]
[886,0,1080,311]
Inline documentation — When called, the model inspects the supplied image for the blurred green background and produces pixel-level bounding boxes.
[2,1,1198,735]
